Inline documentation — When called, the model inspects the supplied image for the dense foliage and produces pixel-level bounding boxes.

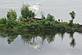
[0,5,80,33]
[21,5,35,19]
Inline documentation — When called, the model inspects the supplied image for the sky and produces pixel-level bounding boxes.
[0,0,82,24]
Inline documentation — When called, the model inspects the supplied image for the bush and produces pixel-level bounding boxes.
[0,18,6,24]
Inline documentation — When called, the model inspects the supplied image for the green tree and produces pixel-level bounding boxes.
[0,18,7,29]
[6,9,17,29]
[21,5,35,19]
[41,14,45,19]
[7,9,17,21]
[47,14,54,21]
[0,17,6,24]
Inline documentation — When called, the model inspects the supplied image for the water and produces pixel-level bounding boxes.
[0,31,82,55]
[0,0,82,24]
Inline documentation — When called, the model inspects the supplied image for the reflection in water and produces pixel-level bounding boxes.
[0,30,76,48]
[68,32,76,47]
[69,32,74,38]
[70,38,76,47]
[60,32,65,40]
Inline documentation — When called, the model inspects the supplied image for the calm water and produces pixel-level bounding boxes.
[0,0,82,55]
[0,31,82,55]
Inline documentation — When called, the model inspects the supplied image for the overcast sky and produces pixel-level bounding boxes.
[0,0,82,24]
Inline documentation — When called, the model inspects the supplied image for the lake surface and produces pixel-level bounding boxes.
[0,31,82,55]
[0,0,82,55]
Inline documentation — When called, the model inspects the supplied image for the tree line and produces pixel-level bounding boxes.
[0,4,80,33]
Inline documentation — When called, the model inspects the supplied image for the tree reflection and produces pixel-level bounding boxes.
[70,38,76,47]
[0,30,77,47]
[60,32,65,40]
[69,32,74,38]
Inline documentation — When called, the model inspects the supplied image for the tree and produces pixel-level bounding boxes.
[29,11,35,18]
[7,9,17,21]
[69,11,76,26]
[0,17,6,24]
[47,14,54,21]
[21,5,35,19]
[69,11,75,22]
[41,14,45,19]
[6,9,17,28]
